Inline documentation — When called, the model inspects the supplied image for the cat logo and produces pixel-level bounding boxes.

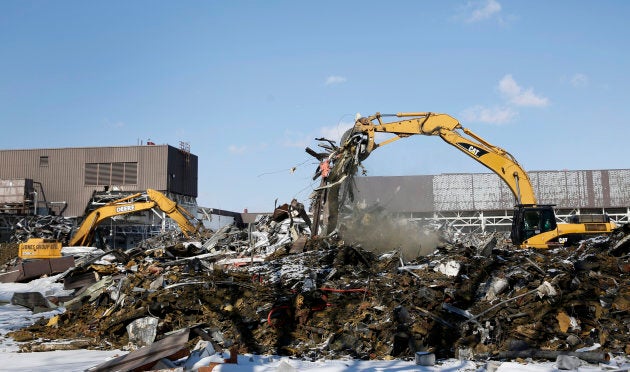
[116,205,135,213]
[468,145,480,156]
[457,142,488,158]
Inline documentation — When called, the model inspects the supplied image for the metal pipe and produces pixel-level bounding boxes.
[513,172,522,205]
[32,191,37,215]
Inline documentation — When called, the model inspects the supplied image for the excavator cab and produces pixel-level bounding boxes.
[510,205,557,246]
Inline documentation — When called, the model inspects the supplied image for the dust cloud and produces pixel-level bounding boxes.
[338,205,440,259]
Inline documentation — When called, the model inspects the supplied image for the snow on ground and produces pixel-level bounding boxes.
[1,278,629,371]
[0,273,73,303]
[0,348,124,372]
[0,348,626,372]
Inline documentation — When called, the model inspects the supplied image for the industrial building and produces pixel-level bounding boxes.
[352,169,630,232]
[0,143,198,245]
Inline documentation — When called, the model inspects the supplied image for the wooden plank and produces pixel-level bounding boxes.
[86,328,191,372]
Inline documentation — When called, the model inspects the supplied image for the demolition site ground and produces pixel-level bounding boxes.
[1,207,630,370]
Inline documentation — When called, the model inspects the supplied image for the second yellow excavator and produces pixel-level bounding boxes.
[336,112,615,249]
[69,188,200,246]
[19,189,201,258]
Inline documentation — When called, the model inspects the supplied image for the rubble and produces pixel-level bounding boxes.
[1,205,629,370]
[11,215,74,243]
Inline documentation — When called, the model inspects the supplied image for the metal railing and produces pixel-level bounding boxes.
[407,207,630,234]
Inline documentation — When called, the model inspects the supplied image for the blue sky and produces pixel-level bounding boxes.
[1,1,628,212]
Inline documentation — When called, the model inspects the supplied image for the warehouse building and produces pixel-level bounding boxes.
[0,143,197,217]
[352,169,630,232]
[0,143,198,244]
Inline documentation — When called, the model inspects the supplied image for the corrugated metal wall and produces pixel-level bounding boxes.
[352,176,434,212]
[607,170,630,207]
[433,173,515,211]
[354,169,630,213]
[0,145,198,217]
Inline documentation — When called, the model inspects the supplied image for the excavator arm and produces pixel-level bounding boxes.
[349,112,537,205]
[69,189,199,246]
[146,189,200,237]
[334,112,615,248]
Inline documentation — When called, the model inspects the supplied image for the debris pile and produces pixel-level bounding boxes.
[11,215,74,243]
[2,206,629,369]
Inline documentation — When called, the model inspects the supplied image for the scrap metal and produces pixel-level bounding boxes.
[0,209,628,369]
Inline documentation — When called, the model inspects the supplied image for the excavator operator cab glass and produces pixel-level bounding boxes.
[523,210,540,239]
[511,205,558,245]
[539,208,557,233]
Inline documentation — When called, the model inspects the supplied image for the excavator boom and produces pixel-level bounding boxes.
[351,112,537,205]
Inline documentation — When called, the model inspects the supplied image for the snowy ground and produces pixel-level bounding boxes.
[1,276,629,371]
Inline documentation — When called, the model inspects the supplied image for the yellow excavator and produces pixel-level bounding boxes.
[19,189,201,258]
[337,112,616,249]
